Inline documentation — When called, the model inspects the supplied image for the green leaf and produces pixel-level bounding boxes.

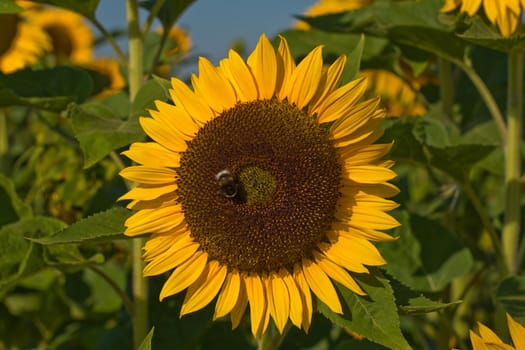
[333,339,389,350]
[0,67,96,106]
[29,207,131,245]
[317,270,411,350]
[132,78,170,114]
[32,0,100,18]
[138,327,155,350]
[379,211,473,292]
[0,174,32,226]
[381,118,427,163]
[0,217,66,297]
[0,0,21,13]
[69,103,145,168]
[139,0,196,29]
[426,144,495,181]
[301,0,467,63]
[496,276,525,325]
[83,260,125,313]
[457,15,525,52]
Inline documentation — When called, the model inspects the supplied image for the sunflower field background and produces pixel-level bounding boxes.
[1,0,525,349]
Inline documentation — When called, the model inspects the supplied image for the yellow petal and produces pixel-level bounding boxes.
[230,279,248,329]
[143,238,199,276]
[460,0,482,15]
[119,165,176,185]
[118,183,177,202]
[169,77,214,125]
[214,269,241,320]
[293,265,313,332]
[221,50,258,101]
[314,251,366,295]
[317,77,368,123]
[153,100,199,138]
[194,57,237,113]
[302,259,342,314]
[124,203,184,236]
[309,55,347,113]
[247,34,277,99]
[344,165,397,184]
[142,228,186,260]
[139,117,188,152]
[122,142,180,168]
[159,251,208,300]
[477,321,505,343]
[319,241,369,273]
[469,330,491,350]
[180,260,227,315]
[340,143,393,166]
[281,269,303,329]
[330,98,380,139]
[331,234,387,267]
[276,35,296,100]
[286,45,324,109]
[267,271,290,334]
[507,313,525,350]
[244,273,267,336]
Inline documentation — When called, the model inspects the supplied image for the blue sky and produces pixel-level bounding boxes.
[95,0,317,66]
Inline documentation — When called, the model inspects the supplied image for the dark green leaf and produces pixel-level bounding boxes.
[29,207,131,245]
[0,67,96,105]
[457,16,525,52]
[301,0,467,63]
[139,0,196,29]
[69,103,145,168]
[31,0,100,18]
[318,270,411,350]
[132,78,169,114]
[83,260,125,313]
[496,276,525,325]
[0,89,74,112]
[333,339,389,350]
[0,174,32,226]
[379,211,473,292]
[0,217,66,297]
[138,327,155,350]
[381,118,427,163]
[426,144,495,181]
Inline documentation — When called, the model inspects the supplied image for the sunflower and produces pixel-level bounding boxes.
[470,313,525,350]
[295,0,374,30]
[82,57,126,98]
[119,34,399,337]
[359,69,427,117]
[30,6,94,64]
[441,0,525,38]
[0,8,51,73]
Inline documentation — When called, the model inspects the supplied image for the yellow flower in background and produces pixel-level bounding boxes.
[119,34,399,337]
[155,25,192,77]
[359,69,427,117]
[441,0,525,37]
[82,58,126,98]
[0,9,51,73]
[31,6,94,64]
[296,0,431,117]
[296,0,374,29]
[470,313,525,350]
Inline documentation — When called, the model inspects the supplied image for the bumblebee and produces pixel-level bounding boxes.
[215,169,238,198]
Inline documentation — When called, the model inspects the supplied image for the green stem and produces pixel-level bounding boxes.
[462,182,506,274]
[126,0,148,348]
[459,60,506,144]
[258,323,289,350]
[90,17,128,68]
[502,50,523,276]
[142,0,166,35]
[88,265,134,317]
[439,58,454,118]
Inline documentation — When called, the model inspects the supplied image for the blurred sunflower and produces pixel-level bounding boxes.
[154,25,192,77]
[295,0,374,29]
[31,6,94,64]
[441,0,525,37]
[296,0,430,117]
[470,313,525,349]
[359,69,427,117]
[82,57,126,98]
[119,34,399,337]
[0,7,51,73]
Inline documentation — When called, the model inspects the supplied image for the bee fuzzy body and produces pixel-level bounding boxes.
[215,170,238,198]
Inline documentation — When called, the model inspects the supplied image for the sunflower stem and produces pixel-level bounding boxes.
[141,0,165,35]
[459,59,506,144]
[126,0,149,348]
[502,50,523,276]
[438,58,454,118]
[90,17,128,68]
[258,323,289,350]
